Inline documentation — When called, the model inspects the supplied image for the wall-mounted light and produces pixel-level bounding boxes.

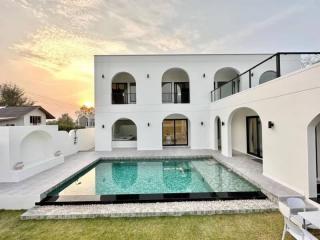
[147,74,150,78]
[203,73,206,78]
[102,74,105,78]
[268,121,274,129]
[102,124,105,129]
[221,121,225,126]
[250,72,254,77]
[200,121,204,126]
[147,122,151,127]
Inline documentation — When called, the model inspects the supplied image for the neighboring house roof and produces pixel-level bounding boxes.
[0,106,55,122]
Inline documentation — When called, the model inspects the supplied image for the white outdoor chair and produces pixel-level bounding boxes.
[285,198,317,230]
[279,201,304,240]
[302,229,318,240]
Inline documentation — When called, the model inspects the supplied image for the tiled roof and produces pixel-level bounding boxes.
[0,106,55,120]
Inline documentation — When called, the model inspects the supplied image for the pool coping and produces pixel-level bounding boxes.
[37,156,267,205]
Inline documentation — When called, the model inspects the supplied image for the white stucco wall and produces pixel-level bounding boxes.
[0,126,95,182]
[95,54,273,151]
[209,62,320,198]
[95,53,320,199]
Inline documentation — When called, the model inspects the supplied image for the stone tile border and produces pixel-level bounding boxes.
[21,199,278,220]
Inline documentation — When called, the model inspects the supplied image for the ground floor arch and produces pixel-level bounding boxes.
[111,118,137,148]
[162,113,190,146]
[307,113,320,199]
[228,107,263,159]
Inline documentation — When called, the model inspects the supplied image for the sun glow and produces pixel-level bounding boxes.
[82,101,94,108]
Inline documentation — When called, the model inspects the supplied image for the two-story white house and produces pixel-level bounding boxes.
[95,52,320,201]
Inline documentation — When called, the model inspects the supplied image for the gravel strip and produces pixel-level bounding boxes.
[21,200,277,220]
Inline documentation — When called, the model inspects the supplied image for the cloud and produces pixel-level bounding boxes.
[201,3,308,52]
[12,25,128,82]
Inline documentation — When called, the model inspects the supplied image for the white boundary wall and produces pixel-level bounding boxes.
[0,126,94,182]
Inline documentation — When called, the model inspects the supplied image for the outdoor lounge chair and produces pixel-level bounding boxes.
[279,199,318,240]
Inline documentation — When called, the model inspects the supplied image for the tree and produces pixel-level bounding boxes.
[48,113,78,132]
[0,83,34,106]
[75,105,95,118]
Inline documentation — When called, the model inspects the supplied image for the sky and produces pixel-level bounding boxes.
[0,0,319,118]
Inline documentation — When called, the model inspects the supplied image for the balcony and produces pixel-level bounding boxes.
[210,52,320,102]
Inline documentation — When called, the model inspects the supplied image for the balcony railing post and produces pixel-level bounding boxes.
[276,53,281,77]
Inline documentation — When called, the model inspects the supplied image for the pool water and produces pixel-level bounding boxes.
[49,158,259,197]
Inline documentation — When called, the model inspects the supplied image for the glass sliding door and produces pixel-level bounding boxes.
[246,116,263,158]
[163,119,188,146]
[112,83,128,104]
[162,82,172,103]
[174,82,189,103]
[163,120,175,145]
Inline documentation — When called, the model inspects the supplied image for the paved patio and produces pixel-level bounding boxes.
[0,148,305,212]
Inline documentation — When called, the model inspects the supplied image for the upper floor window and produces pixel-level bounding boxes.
[162,68,190,104]
[30,116,41,125]
[111,72,136,104]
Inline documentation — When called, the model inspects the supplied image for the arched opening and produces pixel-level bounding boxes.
[214,116,222,151]
[229,107,263,160]
[111,72,136,104]
[259,70,277,84]
[112,118,137,148]
[162,113,190,146]
[162,68,190,103]
[214,67,240,99]
[307,114,320,199]
[20,131,54,167]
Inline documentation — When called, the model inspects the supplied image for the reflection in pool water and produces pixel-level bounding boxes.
[163,161,192,191]
[50,159,259,196]
[112,162,138,189]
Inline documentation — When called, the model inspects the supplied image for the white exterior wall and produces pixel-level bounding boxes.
[23,108,46,125]
[209,63,320,198]
[95,53,320,200]
[0,117,24,126]
[0,126,95,182]
[95,54,272,151]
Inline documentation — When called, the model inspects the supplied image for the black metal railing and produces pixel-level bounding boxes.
[210,52,320,102]
[112,92,136,104]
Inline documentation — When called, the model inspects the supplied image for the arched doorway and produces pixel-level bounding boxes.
[214,116,222,151]
[162,113,189,146]
[307,114,320,199]
[111,72,136,104]
[162,68,190,103]
[259,70,277,84]
[228,107,263,159]
[214,67,240,99]
[112,118,137,148]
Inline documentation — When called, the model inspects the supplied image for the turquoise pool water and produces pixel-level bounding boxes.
[50,158,258,196]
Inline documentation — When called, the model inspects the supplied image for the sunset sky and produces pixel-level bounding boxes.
[0,0,319,118]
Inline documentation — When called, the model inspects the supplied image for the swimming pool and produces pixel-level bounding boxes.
[38,158,266,205]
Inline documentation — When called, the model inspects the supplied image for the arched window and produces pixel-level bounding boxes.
[214,67,240,98]
[259,70,277,84]
[111,72,136,104]
[162,68,190,103]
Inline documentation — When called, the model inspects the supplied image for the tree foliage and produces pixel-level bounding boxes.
[47,113,82,132]
[0,83,34,106]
